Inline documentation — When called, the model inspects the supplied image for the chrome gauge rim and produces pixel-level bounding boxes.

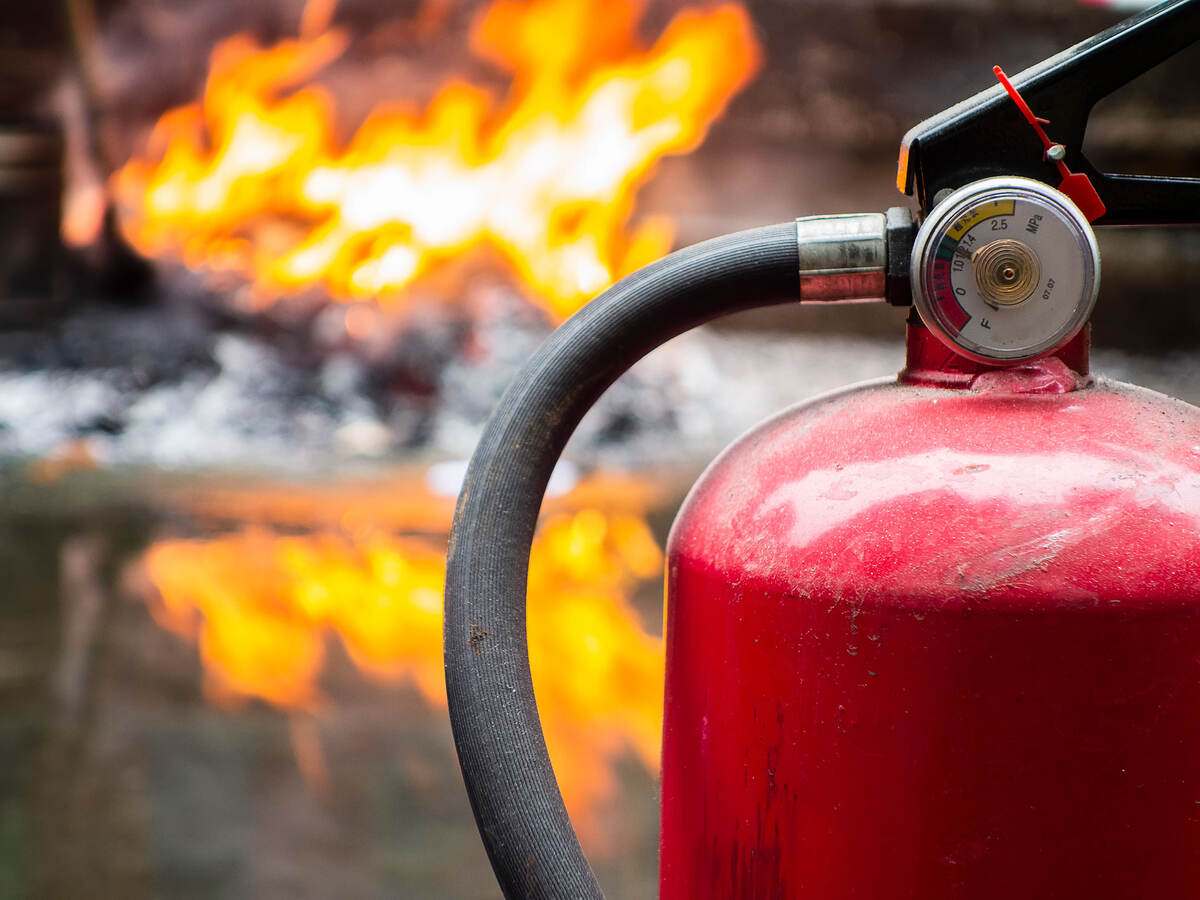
[911,177,1101,364]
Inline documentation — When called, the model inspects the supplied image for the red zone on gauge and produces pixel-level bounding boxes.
[927,198,1016,333]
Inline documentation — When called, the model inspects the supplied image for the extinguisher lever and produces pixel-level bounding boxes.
[899,0,1200,225]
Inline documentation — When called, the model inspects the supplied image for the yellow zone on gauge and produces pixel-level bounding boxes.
[946,199,1016,241]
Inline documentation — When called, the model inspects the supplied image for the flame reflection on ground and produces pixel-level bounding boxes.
[140,482,665,840]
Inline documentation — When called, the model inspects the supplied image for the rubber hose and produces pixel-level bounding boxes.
[444,223,801,898]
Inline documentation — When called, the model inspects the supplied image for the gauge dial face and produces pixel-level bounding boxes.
[912,177,1100,364]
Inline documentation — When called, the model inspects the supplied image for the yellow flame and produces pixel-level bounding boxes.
[113,0,760,318]
[141,507,664,832]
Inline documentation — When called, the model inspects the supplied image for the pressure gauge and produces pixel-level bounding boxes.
[911,177,1100,364]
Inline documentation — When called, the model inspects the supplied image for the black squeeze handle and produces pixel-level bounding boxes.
[444,223,801,898]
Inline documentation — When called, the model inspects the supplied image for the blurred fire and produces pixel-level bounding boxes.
[112,0,760,318]
[141,501,664,831]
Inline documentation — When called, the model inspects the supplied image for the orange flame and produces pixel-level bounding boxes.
[141,507,663,830]
[113,0,760,317]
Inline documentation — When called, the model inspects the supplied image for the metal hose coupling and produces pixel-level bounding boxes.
[796,209,915,304]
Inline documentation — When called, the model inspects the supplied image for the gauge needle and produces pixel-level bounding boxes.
[994,65,1107,223]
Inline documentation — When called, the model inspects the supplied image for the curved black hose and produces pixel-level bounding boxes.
[443,223,800,898]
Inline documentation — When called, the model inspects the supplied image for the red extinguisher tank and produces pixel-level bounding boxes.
[661,323,1200,898]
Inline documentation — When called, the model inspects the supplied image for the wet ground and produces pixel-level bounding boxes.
[0,463,664,900]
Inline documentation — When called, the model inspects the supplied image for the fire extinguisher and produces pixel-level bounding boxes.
[444,1,1200,897]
